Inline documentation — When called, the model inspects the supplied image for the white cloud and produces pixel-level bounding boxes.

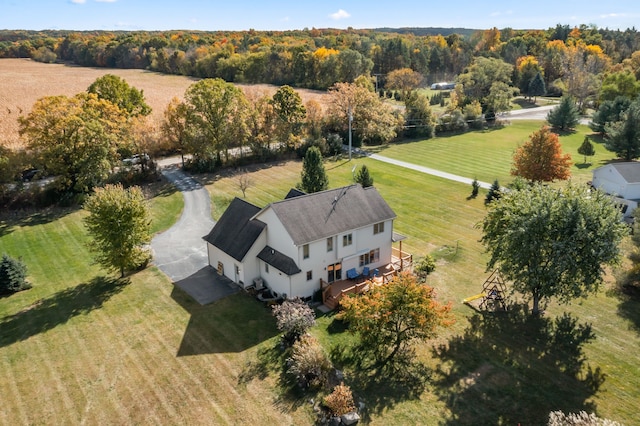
[281,16,290,22]
[329,9,350,20]
[490,10,513,17]
[95,0,117,3]
[70,0,86,4]
[600,13,626,18]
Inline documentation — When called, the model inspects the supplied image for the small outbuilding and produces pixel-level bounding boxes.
[592,162,640,218]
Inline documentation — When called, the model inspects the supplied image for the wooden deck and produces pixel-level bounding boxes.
[321,269,395,310]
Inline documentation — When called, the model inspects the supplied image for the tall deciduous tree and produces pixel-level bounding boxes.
[457,57,514,106]
[339,273,453,369]
[385,68,423,100]
[183,78,249,167]
[88,74,151,118]
[327,82,399,146]
[547,96,580,131]
[299,146,328,193]
[481,183,628,315]
[604,100,640,161]
[577,136,596,164]
[512,126,572,182]
[404,92,437,138]
[270,85,306,151]
[83,184,151,278]
[161,96,188,167]
[19,93,128,192]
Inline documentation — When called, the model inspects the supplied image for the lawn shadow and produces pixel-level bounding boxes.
[329,340,431,422]
[575,163,593,169]
[0,206,77,238]
[611,275,640,335]
[0,275,127,348]
[431,304,604,425]
[172,287,279,356]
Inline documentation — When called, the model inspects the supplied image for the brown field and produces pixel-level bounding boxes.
[0,58,329,149]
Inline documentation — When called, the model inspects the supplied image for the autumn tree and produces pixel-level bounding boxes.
[547,96,580,131]
[270,85,306,151]
[339,272,453,370]
[605,99,640,161]
[182,78,249,169]
[385,68,423,100]
[83,184,152,278]
[481,183,628,315]
[298,146,328,193]
[457,57,514,106]
[19,93,129,192]
[512,126,572,182]
[88,74,151,118]
[354,164,373,188]
[326,82,399,146]
[245,89,276,158]
[577,136,596,164]
[516,56,543,100]
[161,97,188,167]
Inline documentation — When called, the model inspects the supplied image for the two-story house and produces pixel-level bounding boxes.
[203,184,398,299]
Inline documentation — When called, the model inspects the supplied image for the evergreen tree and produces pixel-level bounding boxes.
[299,146,328,193]
[528,72,546,102]
[485,180,502,205]
[605,100,640,161]
[590,96,632,134]
[0,254,31,294]
[471,178,480,198]
[355,164,373,188]
[577,137,596,164]
[547,97,580,131]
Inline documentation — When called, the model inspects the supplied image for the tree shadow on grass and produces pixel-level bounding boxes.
[611,269,640,336]
[0,206,77,238]
[172,287,279,356]
[329,338,431,423]
[431,304,604,425]
[0,275,127,348]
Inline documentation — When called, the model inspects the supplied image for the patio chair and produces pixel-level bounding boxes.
[362,266,370,277]
[346,268,360,280]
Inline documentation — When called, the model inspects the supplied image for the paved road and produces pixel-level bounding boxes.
[151,164,239,304]
[368,154,493,189]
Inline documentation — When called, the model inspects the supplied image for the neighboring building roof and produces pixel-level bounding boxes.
[203,197,266,262]
[257,245,301,276]
[599,162,640,183]
[263,184,396,246]
[284,188,306,199]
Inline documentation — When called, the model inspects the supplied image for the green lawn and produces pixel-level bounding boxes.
[369,120,614,186]
[1,135,639,424]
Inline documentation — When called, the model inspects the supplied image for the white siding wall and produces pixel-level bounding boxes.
[241,231,266,288]
[625,183,640,199]
[207,243,240,284]
[593,166,626,197]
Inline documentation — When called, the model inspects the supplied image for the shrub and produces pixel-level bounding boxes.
[287,334,332,389]
[323,383,356,416]
[272,297,316,344]
[485,179,502,205]
[414,255,436,282]
[0,254,31,294]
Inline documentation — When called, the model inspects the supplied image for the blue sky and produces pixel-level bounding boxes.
[1,0,639,32]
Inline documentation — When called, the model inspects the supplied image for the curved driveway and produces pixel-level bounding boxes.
[151,164,238,304]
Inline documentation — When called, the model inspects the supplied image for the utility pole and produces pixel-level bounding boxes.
[348,104,353,161]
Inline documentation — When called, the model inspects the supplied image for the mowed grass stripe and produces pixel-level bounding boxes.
[0,355,29,425]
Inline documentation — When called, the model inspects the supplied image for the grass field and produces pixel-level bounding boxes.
[369,120,613,186]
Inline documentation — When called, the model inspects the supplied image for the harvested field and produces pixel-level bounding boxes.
[0,58,329,149]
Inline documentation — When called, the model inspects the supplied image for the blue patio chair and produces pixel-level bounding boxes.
[362,266,370,277]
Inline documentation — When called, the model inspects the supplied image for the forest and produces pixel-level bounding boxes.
[1,25,640,90]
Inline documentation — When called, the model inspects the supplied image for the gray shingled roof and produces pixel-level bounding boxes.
[203,198,266,262]
[257,245,301,275]
[263,184,396,246]
[611,162,640,183]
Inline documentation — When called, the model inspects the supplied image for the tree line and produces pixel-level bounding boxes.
[2,25,640,90]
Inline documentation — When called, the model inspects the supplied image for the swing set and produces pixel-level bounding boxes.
[462,269,507,311]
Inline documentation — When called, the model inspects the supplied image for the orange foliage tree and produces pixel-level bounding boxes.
[511,126,572,182]
[339,272,453,369]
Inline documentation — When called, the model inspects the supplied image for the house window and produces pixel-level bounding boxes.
[303,244,309,259]
[343,233,353,247]
[373,222,385,234]
[307,270,313,281]
[327,237,333,252]
[327,263,342,283]
[359,248,380,266]
[265,263,269,273]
